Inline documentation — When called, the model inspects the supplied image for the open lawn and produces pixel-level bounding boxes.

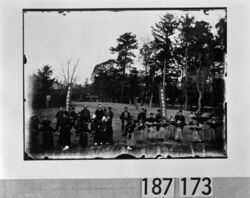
[25,102,226,160]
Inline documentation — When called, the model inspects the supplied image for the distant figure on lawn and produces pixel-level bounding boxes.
[40,117,54,150]
[46,94,51,108]
[80,105,91,123]
[134,97,139,110]
[120,106,131,136]
[95,104,104,121]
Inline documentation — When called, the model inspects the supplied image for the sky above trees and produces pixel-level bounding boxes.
[24,9,226,84]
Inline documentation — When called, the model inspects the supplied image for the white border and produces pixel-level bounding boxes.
[0,0,250,179]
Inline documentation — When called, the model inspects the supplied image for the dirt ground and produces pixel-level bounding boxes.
[25,102,226,160]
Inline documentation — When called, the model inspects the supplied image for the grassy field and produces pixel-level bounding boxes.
[26,102,226,159]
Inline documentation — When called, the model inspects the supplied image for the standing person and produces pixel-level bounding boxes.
[70,107,78,127]
[75,112,89,148]
[120,107,131,136]
[137,108,146,123]
[29,112,40,151]
[126,118,136,150]
[94,120,103,145]
[106,107,114,122]
[40,117,54,150]
[143,108,147,119]
[146,113,157,124]
[101,116,109,144]
[55,106,64,132]
[169,115,176,139]
[106,107,114,144]
[80,105,91,123]
[95,104,104,121]
[30,112,39,135]
[90,114,98,133]
[174,110,186,142]
[103,107,107,116]
[137,119,146,142]
[175,110,185,125]
[155,109,163,132]
[59,111,72,151]
[155,109,162,123]
[134,97,139,110]
[146,113,157,140]
[46,94,51,108]
[74,116,84,136]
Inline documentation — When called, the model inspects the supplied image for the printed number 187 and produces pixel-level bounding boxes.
[142,178,174,197]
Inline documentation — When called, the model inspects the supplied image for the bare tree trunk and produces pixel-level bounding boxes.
[183,47,189,110]
[149,76,155,107]
[62,58,79,111]
[66,83,72,112]
[184,87,188,110]
[196,54,204,113]
[144,63,148,106]
[121,81,124,102]
[149,92,153,108]
[120,63,125,103]
[196,81,202,112]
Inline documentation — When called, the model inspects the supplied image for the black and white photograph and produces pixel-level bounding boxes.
[23,8,227,160]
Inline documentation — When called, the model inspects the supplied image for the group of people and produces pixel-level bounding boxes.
[29,104,114,151]
[117,107,188,149]
[120,107,211,146]
[29,103,209,152]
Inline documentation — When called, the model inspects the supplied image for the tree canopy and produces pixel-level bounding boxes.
[33,65,55,94]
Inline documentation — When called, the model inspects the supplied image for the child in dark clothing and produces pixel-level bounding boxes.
[94,120,104,145]
[40,117,54,150]
[59,111,72,151]
[74,116,89,147]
